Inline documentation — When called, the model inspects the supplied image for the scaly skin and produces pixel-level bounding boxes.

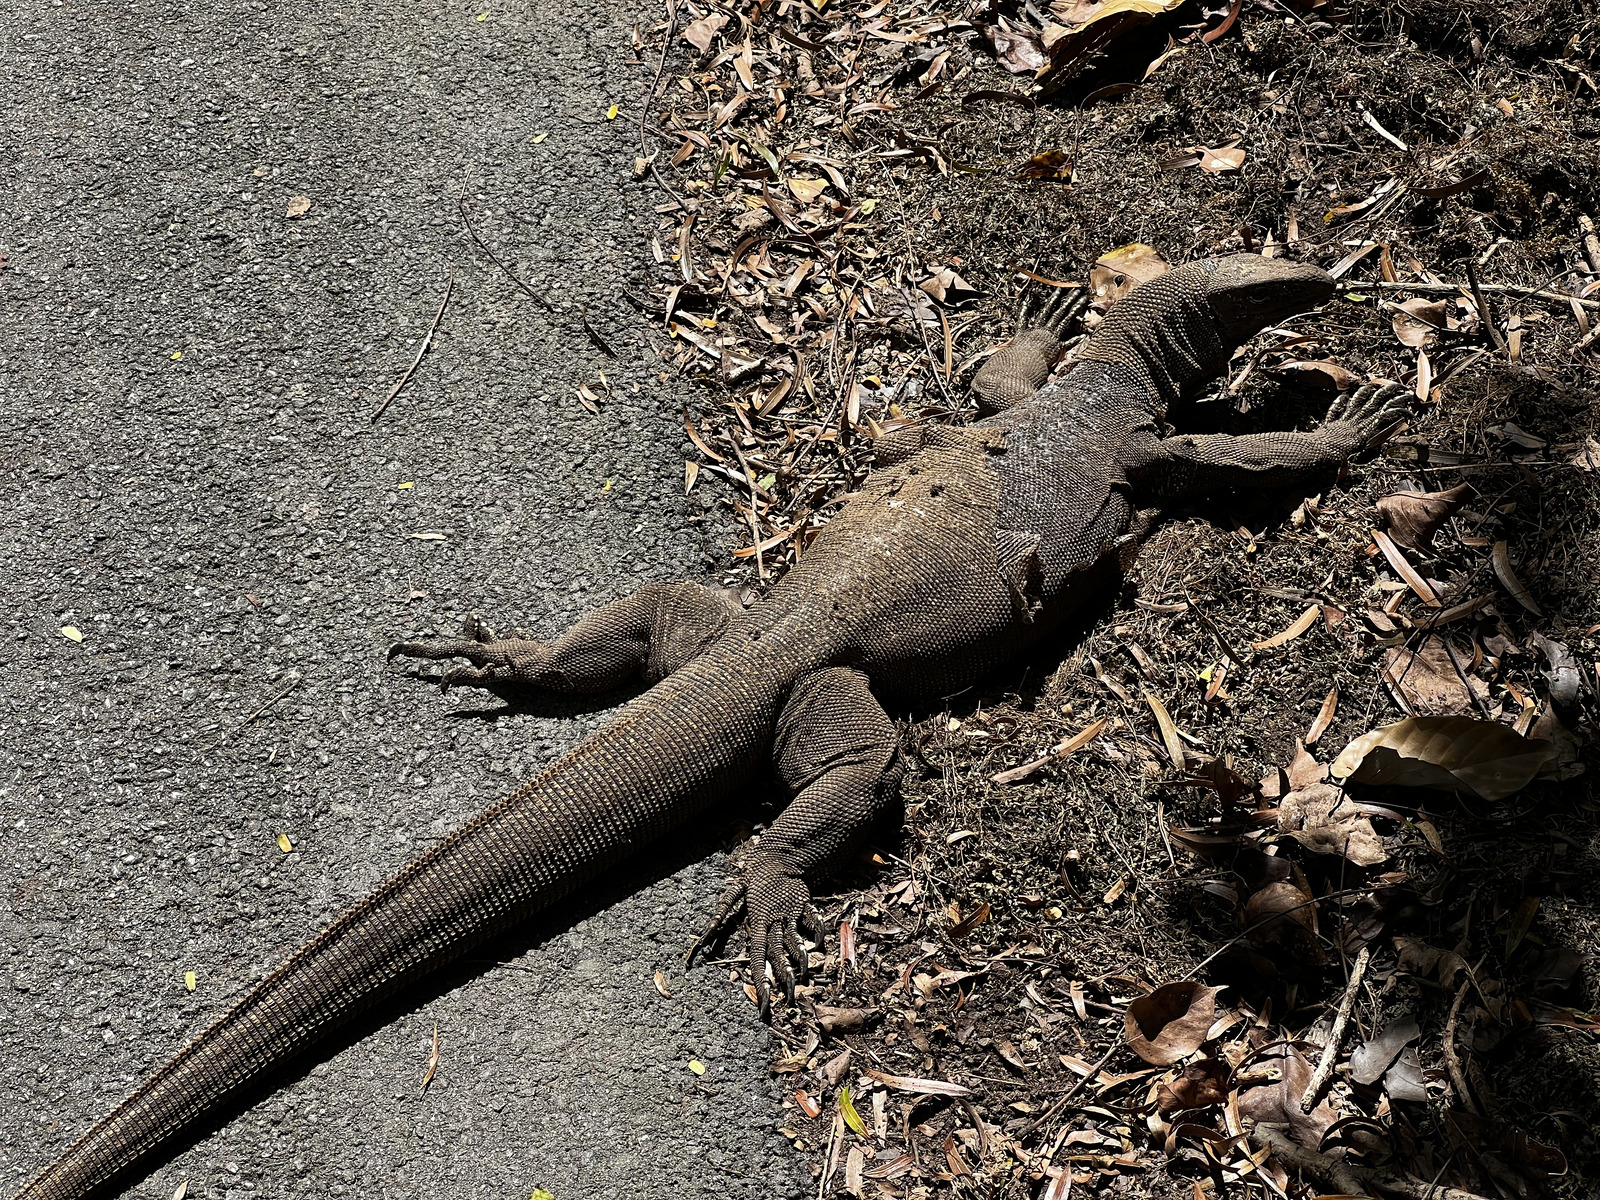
[11,254,1412,1200]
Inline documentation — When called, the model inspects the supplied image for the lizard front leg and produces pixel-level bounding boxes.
[388,580,741,693]
[970,286,1087,415]
[1135,381,1414,498]
[692,667,901,1013]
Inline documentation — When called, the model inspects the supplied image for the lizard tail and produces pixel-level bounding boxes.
[12,657,778,1200]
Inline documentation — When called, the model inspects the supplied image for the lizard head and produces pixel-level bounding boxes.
[1204,254,1335,343]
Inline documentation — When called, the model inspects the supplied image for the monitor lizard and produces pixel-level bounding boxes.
[12,253,1412,1199]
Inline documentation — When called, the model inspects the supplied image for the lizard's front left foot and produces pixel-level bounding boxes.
[1323,380,1414,453]
[690,853,826,1017]
[388,615,551,692]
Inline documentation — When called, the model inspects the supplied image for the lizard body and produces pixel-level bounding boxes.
[11,254,1410,1200]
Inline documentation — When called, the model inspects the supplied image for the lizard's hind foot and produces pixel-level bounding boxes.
[388,615,553,693]
[689,857,827,1017]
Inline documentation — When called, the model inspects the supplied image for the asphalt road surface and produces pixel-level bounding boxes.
[0,2,807,1197]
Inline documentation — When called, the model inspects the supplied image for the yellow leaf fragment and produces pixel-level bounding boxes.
[1252,603,1321,650]
[606,104,620,120]
[170,351,183,360]
[532,131,549,143]
[530,1191,556,1200]
[184,971,197,992]
[60,626,84,643]
[839,1084,868,1136]
[476,10,488,20]
[688,1058,706,1075]
[397,481,414,489]
[277,833,293,853]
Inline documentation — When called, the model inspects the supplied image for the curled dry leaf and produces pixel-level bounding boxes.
[1492,539,1543,615]
[1272,358,1360,390]
[1390,297,1450,347]
[1123,981,1221,1066]
[1276,782,1388,866]
[1376,483,1469,550]
[1332,716,1557,801]
[989,20,1047,73]
[1089,242,1170,314]
[1155,1057,1231,1113]
[1244,881,1323,965]
[1016,149,1073,181]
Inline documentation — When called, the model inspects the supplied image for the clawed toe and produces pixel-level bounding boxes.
[1019,285,1088,337]
[691,858,822,1018]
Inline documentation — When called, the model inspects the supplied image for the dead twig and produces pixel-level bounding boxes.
[458,186,551,309]
[1299,944,1370,1112]
[1442,976,1479,1115]
[372,266,454,422]
[1251,1124,1492,1200]
[201,675,302,755]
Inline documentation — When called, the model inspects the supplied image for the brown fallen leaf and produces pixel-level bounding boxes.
[1123,981,1221,1065]
[787,176,827,204]
[1155,1057,1231,1112]
[1197,145,1246,173]
[1272,358,1361,390]
[420,1023,440,1093]
[816,1005,872,1035]
[1372,528,1440,605]
[1492,539,1543,615]
[681,12,727,53]
[1252,603,1320,651]
[1350,1016,1419,1085]
[989,19,1047,73]
[1376,483,1469,550]
[1244,880,1323,965]
[795,1088,822,1119]
[285,195,312,219]
[1016,149,1074,181]
[949,903,991,939]
[1389,297,1450,347]
[1259,740,1327,799]
[865,1068,972,1097]
[1277,782,1388,865]
[1238,1043,1337,1147]
[1382,639,1484,716]
[653,970,673,999]
[1304,686,1338,746]
[1332,716,1557,801]
[1088,242,1170,315]
[821,1047,852,1087]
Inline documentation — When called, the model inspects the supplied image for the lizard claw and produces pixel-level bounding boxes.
[1324,380,1414,441]
[388,616,551,691]
[1018,284,1088,338]
[689,855,824,1018]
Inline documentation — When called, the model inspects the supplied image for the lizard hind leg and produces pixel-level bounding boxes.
[387,580,740,694]
[693,667,900,1015]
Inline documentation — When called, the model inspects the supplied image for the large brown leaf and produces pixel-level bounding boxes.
[1376,483,1469,550]
[1332,716,1557,801]
[1123,981,1220,1065]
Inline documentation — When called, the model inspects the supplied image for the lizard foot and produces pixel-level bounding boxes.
[387,615,550,692]
[1018,283,1088,337]
[689,854,826,1017]
[1324,380,1414,452]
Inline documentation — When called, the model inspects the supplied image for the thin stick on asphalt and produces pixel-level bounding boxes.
[202,675,301,754]
[638,0,685,205]
[457,187,551,309]
[1299,943,1370,1112]
[371,266,454,423]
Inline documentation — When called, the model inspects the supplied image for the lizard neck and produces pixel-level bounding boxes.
[1075,279,1227,412]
